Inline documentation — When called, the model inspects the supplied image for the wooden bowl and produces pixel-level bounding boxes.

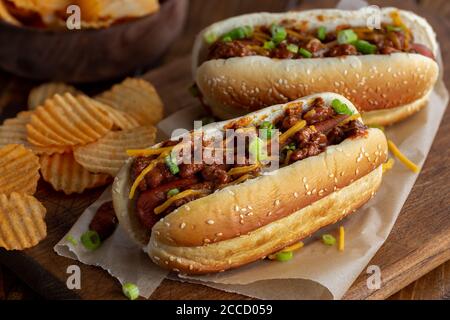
[0,0,188,83]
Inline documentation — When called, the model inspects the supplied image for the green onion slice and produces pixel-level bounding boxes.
[322,234,336,246]
[386,25,403,33]
[337,29,358,44]
[299,47,312,58]
[263,40,276,50]
[222,36,232,42]
[271,24,287,44]
[122,283,140,300]
[283,142,296,151]
[354,40,377,54]
[204,32,218,44]
[66,235,78,246]
[286,43,299,54]
[81,230,101,251]
[260,121,274,139]
[275,251,293,262]
[165,155,180,175]
[167,188,180,198]
[249,137,268,162]
[221,26,253,41]
[331,99,353,115]
[317,26,327,41]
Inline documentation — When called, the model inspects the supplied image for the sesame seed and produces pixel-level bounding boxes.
[294,192,299,198]
[267,211,272,217]
[204,238,211,243]
[307,191,312,196]
[165,261,169,265]
[329,173,334,178]
[154,256,160,261]
[248,205,253,210]
[302,177,307,183]
[176,258,182,263]
[312,188,317,194]
[189,265,193,270]
[305,184,309,190]
[241,208,247,212]
[173,268,180,272]
[216,232,223,237]
[165,222,170,227]
[240,220,245,224]
[207,220,215,225]
[275,199,281,206]
[180,222,186,229]
[185,206,191,211]
[234,205,240,212]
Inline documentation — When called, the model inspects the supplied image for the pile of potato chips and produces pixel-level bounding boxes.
[0,0,160,29]
[0,77,163,250]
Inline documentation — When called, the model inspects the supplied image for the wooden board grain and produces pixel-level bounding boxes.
[0,0,449,300]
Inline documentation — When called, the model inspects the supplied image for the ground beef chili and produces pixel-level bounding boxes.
[89,201,118,241]
[131,97,368,231]
[207,23,434,61]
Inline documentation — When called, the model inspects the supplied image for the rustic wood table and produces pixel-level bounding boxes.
[0,0,449,300]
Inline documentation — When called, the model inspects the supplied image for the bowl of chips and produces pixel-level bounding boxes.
[0,0,188,82]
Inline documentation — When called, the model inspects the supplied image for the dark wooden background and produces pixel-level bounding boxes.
[0,0,449,300]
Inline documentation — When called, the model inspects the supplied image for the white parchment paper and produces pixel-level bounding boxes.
[54,1,449,300]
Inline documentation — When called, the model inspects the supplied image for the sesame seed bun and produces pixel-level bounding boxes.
[112,93,388,274]
[192,8,439,126]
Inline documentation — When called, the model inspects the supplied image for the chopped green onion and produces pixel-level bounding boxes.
[66,235,78,246]
[286,43,299,54]
[331,99,353,115]
[337,29,358,44]
[221,26,253,41]
[188,84,200,98]
[249,137,268,162]
[222,36,232,42]
[122,283,140,300]
[81,230,101,251]
[200,116,215,125]
[271,24,287,44]
[165,155,180,175]
[260,121,274,139]
[354,40,377,54]
[204,32,217,44]
[322,234,336,246]
[275,251,293,262]
[299,47,313,58]
[263,40,276,50]
[167,188,180,198]
[283,142,296,151]
[317,26,327,41]
[386,25,402,33]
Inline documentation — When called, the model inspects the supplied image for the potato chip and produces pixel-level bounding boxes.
[76,0,159,21]
[93,100,140,131]
[27,93,114,147]
[0,111,71,155]
[74,126,156,176]
[28,82,79,110]
[0,192,46,250]
[40,152,111,195]
[0,144,40,196]
[0,0,21,25]
[96,78,164,126]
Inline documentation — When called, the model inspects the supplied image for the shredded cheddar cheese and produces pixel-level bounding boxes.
[227,163,260,176]
[339,226,345,252]
[279,120,307,145]
[390,11,411,48]
[154,190,205,215]
[387,140,420,173]
[127,146,174,157]
[382,158,395,173]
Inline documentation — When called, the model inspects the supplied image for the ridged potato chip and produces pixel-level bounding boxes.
[96,78,164,126]
[27,93,114,147]
[28,82,79,110]
[74,126,156,176]
[0,192,47,250]
[0,144,40,196]
[76,0,159,21]
[40,152,111,195]
[94,101,140,130]
[0,111,70,155]
[0,0,21,26]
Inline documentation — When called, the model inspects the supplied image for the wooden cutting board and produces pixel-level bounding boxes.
[0,54,448,300]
